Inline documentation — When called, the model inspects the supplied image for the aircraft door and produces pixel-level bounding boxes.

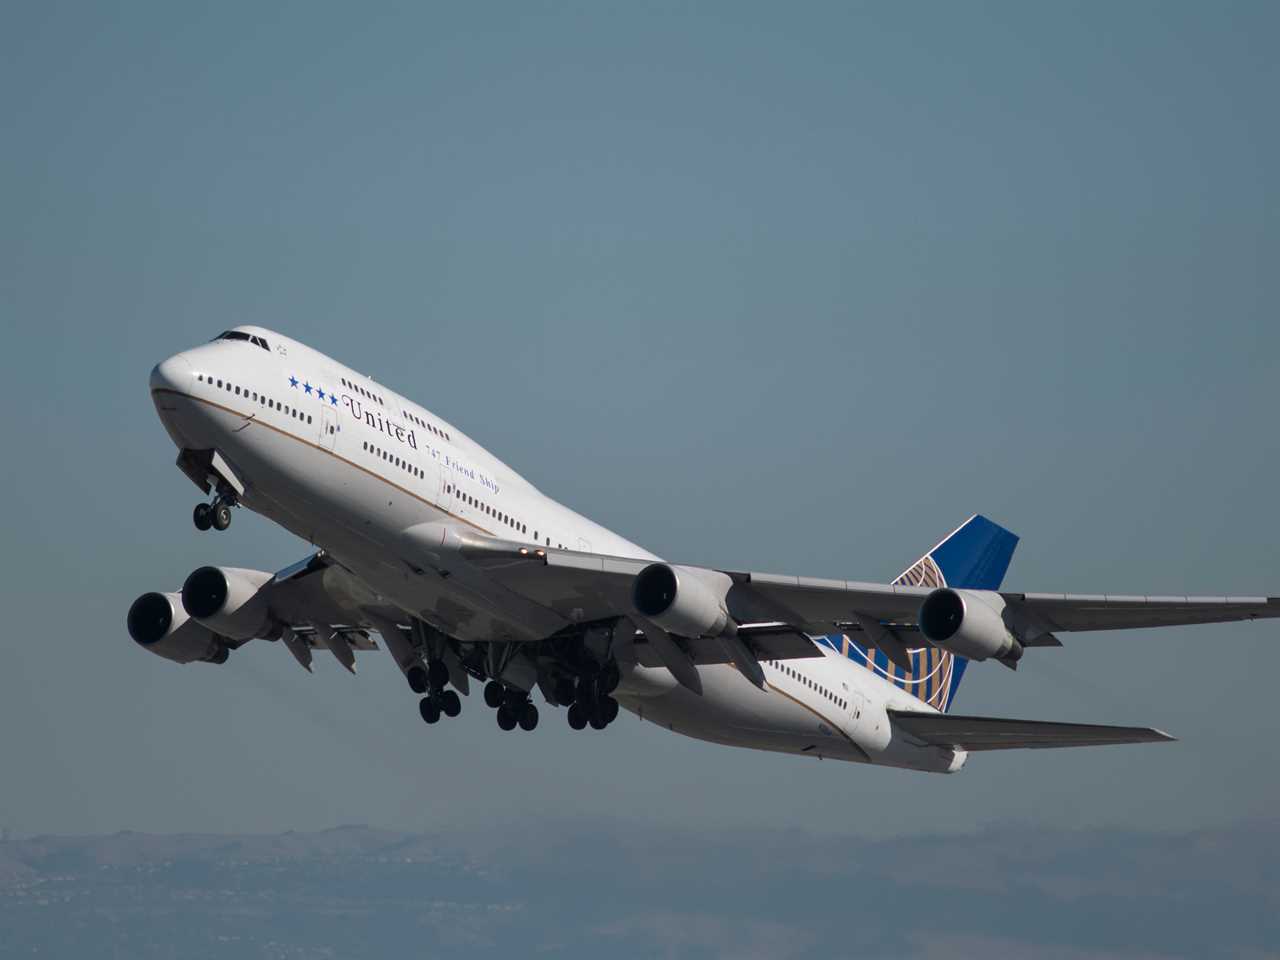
[320,404,337,451]
[844,683,869,737]
[431,455,451,513]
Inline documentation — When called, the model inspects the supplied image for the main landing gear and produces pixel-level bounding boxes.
[485,681,539,732]
[193,492,236,532]
[562,660,621,731]
[408,659,462,725]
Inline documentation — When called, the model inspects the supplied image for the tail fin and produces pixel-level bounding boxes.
[846,515,1019,712]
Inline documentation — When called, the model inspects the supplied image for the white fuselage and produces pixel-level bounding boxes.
[149,329,964,774]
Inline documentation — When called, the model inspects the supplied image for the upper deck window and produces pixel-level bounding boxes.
[215,330,270,351]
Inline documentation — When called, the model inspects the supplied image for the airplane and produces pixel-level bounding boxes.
[128,327,1280,774]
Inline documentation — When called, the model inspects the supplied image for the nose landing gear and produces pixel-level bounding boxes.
[193,491,236,532]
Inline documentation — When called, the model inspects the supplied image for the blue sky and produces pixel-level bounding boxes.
[1,2,1277,840]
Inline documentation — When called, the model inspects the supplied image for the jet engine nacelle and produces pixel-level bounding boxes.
[126,591,228,664]
[918,588,1023,663]
[633,563,731,638]
[180,566,275,641]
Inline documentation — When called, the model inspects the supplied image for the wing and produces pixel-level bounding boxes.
[472,539,1280,647]
[889,710,1175,751]
[130,552,420,673]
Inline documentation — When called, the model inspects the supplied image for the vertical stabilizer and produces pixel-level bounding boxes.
[827,515,1018,712]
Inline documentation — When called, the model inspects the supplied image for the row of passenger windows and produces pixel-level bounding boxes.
[767,660,847,710]
[215,330,270,351]
[363,441,425,479]
[197,374,314,425]
[341,377,383,406]
[402,409,451,441]
[444,483,528,536]
[441,484,566,549]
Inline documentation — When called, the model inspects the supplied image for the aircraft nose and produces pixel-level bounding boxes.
[150,353,192,393]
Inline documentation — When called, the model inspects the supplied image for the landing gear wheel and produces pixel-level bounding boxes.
[567,702,587,730]
[419,697,441,724]
[440,689,462,718]
[406,665,429,694]
[211,503,232,531]
[496,706,517,731]
[518,703,539,731]
[427,659,449,689]
[600,695,620,724]
[588,705,609,730]
[193,503,213,531]
[484,681,505,709]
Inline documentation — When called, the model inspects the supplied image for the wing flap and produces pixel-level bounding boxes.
[889,710,1175,751]
[631,623,824,668]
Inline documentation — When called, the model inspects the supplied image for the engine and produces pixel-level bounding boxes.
[918,588,1024,663]
[633,563,731,638]
[180,566,275,640]
[126,591,228,664]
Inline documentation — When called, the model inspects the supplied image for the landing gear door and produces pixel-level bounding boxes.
[320,404,337,451]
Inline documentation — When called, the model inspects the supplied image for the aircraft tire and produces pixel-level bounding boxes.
[588,703,608,730]
[406,665,429,694]
[193,503,213,531]
[496,706,518,731]
[483,681,504,709]
[211,503,232,531]
[567,702,587,730]
[440,690,462,718]
[601,696,620,724]
[518,703,538,731]
[419,698,441,724]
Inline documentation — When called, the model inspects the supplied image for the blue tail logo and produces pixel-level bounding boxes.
[821,515,1018,712]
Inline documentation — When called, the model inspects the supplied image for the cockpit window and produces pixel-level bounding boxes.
[215,330,270,351]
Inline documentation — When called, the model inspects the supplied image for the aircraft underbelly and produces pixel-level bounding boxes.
[624,665,869,763]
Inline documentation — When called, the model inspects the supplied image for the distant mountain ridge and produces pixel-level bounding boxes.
[2,822,1277,959]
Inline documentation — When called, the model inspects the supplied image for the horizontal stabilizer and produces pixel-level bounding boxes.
[889,710,1175,751]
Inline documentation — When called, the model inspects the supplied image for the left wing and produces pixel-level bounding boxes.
[889,710,1176,751]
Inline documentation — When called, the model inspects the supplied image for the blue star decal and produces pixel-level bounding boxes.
[303,381,313,395]
[289,375,299,388]
[317,388,326,401]
[329,394,338,405]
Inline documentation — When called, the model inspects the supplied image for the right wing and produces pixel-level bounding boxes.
[889,710,1176,751]
[462,534,1280,644]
